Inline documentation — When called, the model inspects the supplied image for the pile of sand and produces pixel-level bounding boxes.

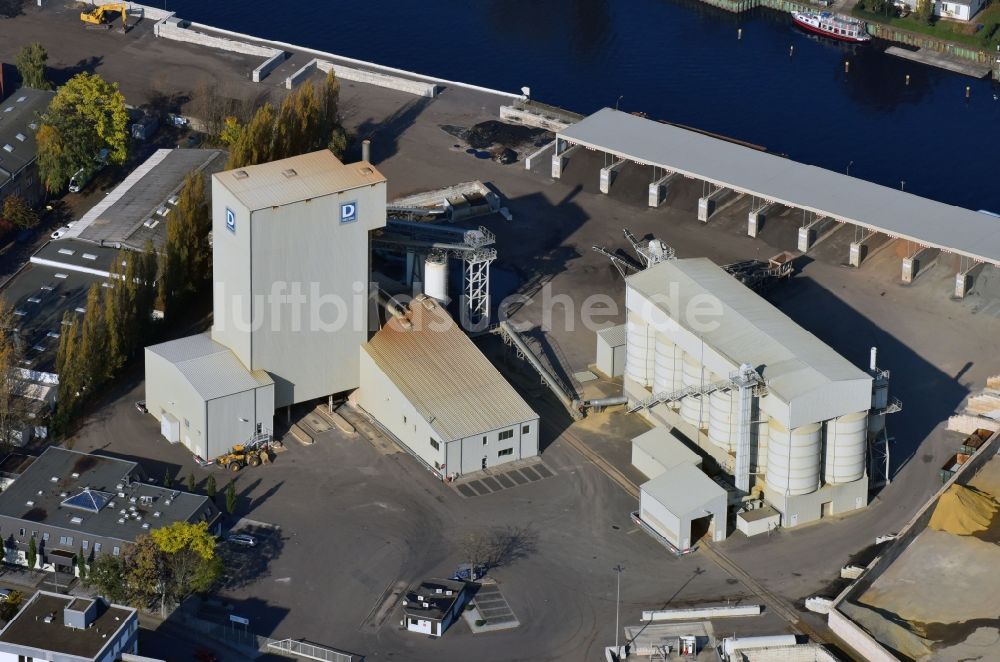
[928,484,999,536]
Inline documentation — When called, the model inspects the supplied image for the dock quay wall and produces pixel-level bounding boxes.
[693,0,998,78]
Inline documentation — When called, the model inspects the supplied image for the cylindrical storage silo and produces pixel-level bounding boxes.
[679,353,705,428]
[707,389,735,452]
[753,416,769,476]
[766,420,821,496]
[625,314,652,388]
[653,335,681,396]
[825,412,868,484]
[423,253,449,303]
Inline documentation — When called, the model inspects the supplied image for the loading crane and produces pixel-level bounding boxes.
[80,3,129,31]
[594,227,675,279]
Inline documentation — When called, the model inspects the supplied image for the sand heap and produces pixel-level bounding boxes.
[928,484,999,536]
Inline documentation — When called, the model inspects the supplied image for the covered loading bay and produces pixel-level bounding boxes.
[638,462,728,553]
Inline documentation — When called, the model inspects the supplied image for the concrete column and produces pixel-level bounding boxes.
[901,247,935,283]
[698,188,731,223]
[796,216,832,252]
[954,261,984,298]
[599,157,627,194]
[748,202,779,238]
[524,140,555,171]
[648,172,679,207]
[551,143,579,179]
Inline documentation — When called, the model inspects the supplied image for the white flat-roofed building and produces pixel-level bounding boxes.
[357,296,539,478]
[625,258,874,528]
[638,462,728,553]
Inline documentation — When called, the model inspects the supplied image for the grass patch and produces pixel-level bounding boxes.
[853,2,1000,50]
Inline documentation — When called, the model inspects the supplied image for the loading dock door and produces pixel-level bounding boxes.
[160,413,180,443]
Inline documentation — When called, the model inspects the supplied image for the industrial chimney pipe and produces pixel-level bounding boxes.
[362,139,371,163]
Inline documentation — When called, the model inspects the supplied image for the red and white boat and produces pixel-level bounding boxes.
[792,11,871,43]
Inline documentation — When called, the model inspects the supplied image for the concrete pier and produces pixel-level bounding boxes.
[797,216,833,252]
[902,247,937,284]
[599,157,628,194]
[698,187,732,223]
[551,142,580,179]
[748,201,780,238]
[954,262,984,298]
[849,228,878,267]
[648,172,680,207]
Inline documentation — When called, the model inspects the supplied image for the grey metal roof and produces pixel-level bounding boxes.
[560,108,1000,266]
[0,260,106,374]
[0,89,54,189]
[641,462,727,517]
[31,239,120,275]
[0,447,218,545]
[64,148,225,250]
[596,323,626,347]
[632,427,701,470]
[146,333,272,401]
[214,150,385,211]
[363,298,537,442]
[627,259,872,413]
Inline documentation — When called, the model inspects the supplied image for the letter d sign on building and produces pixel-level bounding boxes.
[225,207,236,234]
[340,201,358,224]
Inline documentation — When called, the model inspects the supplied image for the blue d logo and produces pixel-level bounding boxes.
[226,208,236,234]
[340,201,357,224]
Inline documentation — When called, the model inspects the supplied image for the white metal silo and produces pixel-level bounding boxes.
[825,411,868,484]
[653,335,682,397]
[625,314,653,388]
[753,415,769,476]
[707,389,735,452]
[679,353,705,428]
[423,252,449,303]
[766,419,821,496]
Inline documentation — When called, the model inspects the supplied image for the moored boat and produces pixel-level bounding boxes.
[792,11,871,43]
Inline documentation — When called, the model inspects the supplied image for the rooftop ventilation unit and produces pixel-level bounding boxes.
[115,484,123,490]
[25,500,33,506]
[234,170,249,180]
[43,614,54,624]
[70,516,83,524]
[71,473,79,479]
[141,523,149,529]
[50,476,58,482]
[118,518,125,524]
[282,168,297,178]
[153,511,161,518]
[59,492,68,498]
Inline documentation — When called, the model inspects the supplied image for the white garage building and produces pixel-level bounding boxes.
[358,296,538,478]
[625,258,874,529]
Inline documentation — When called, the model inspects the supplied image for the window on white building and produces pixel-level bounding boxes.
[430,439,440,450]
[499,448,513,457]
[499,429,513,441]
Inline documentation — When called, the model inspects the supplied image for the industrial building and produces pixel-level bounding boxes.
[625,258,885,531]
[61,147,225,251]
[145,150,387,454]
[0,447,219,571]
[0,87,54,210]
[0,591,139,662]
[210,150,386,407]
[358,296,538,477]
[144,334,274,460]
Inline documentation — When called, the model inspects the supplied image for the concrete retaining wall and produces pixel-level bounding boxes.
[154,20,281,58]
[253,50,288,83]
[286,58,318,90]
[500,105,572,131]
[315,60,438,97]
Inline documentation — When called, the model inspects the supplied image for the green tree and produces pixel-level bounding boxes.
[915,0,933,22]
[227,102,276,170]
[163,469,172,489]
[218,116,243,146]
[26,536,36,569]
[15,43,51,90]
[85,553,128,603]
[124,536,164,608]
[0,298,26,449]
[1,195,39,230]
[151,521,222,601]
[78,283,109,390]
[53,311,81,435]
[206,474,217,500]
[160,171,209,318]
[225,478,237,515]
[77,545,87,580]
[0,590,23,621]
[36,72,129,192]
[187,471,196,492]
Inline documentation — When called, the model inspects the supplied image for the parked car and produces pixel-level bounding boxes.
[134,400,148,414]
[451,563,486,581]
[227,533,257,547]
[193,455,214,468]
[0,588,12,602]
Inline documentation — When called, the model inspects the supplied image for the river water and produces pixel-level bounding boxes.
[165,0,1000,210]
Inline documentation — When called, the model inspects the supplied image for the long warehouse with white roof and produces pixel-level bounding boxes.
[625,258,881,531]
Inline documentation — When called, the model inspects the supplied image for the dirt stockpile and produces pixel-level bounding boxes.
[928,484,999,536]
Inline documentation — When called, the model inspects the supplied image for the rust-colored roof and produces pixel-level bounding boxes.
[363,298,537,441]
[214,150,385,211]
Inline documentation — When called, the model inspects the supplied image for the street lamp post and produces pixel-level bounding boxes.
[846,160,853,177]
[901,180,906,192]
[613,564,625,659]
[615,95,624,111]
